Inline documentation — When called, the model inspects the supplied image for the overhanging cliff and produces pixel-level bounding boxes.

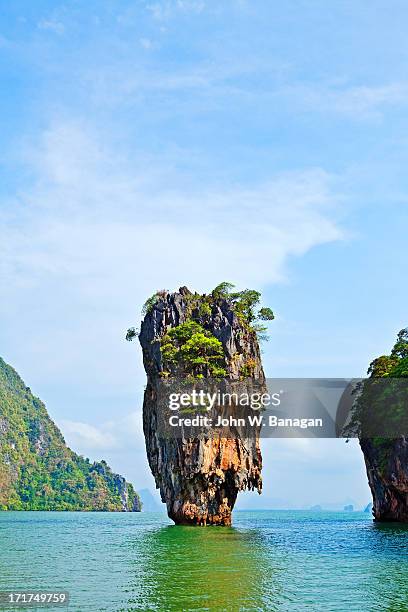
[359,329,408,521]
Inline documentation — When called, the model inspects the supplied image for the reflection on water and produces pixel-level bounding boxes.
[1,511,408,611]
[373,520,408,535]
[367,522,408,612]
[124,525,280,611]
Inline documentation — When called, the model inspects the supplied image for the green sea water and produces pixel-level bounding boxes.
[0,510,407,611]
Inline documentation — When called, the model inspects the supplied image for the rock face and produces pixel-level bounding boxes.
[138,287,265,526]
[0,356,142,511]
[358,329,408,522]
[360,438,408,521]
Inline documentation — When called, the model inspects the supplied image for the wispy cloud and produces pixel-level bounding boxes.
[280,81,408,119]
[81,53,408,121]
[0,120,343,390]
[60,411,144,454]
[37,19,65,35]
[61,420,117,450]
[147,0,206,20]
[139,37,154,50]
[2,120,342,288]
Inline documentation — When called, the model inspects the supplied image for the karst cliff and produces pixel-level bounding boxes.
[132,283,273,525]
[359,329,408,521]
[0,357,141,511]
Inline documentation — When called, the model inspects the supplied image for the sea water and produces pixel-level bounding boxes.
[0,510,407,611]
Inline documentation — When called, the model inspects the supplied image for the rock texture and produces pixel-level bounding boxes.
[360,438,408,521]
[358,328,408,522]
[0,356,142,511]
[139,287,265,525]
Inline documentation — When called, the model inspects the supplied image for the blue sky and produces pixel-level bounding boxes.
[2,0,408,508]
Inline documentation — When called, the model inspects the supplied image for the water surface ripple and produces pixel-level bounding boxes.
[0,510,407,611]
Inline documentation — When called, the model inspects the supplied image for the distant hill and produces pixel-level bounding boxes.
[0,357,141,511]
[138,488,162,512]
[235,491,292,510]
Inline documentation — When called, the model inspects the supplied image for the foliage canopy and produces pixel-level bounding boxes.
[345,328,408,467]
[161,321,226,378]
[0,358,141,511]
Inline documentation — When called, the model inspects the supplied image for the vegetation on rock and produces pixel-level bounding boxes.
[127,281,274,345]
[160,321,226,378]
[350,328,408,473]
[357,328,408,522]
[0,357,141,511]
[137,286,265,525]
[211,282,274,338]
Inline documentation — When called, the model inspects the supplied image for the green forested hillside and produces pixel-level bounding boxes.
[0,357,141,511]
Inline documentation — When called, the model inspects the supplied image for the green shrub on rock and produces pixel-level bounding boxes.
[161,321,226,378]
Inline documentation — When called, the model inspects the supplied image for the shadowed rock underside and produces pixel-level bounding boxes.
[360,437,408,521]
[359,329,408,522]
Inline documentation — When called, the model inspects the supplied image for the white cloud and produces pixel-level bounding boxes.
[60,410,145,455]
[61,420,117,450]
[140,38,154,50]
[0,120,343,391]
[147,0,206,20]
[282,81,408,119]
[37,19,65,35]
[80,50,408,122]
